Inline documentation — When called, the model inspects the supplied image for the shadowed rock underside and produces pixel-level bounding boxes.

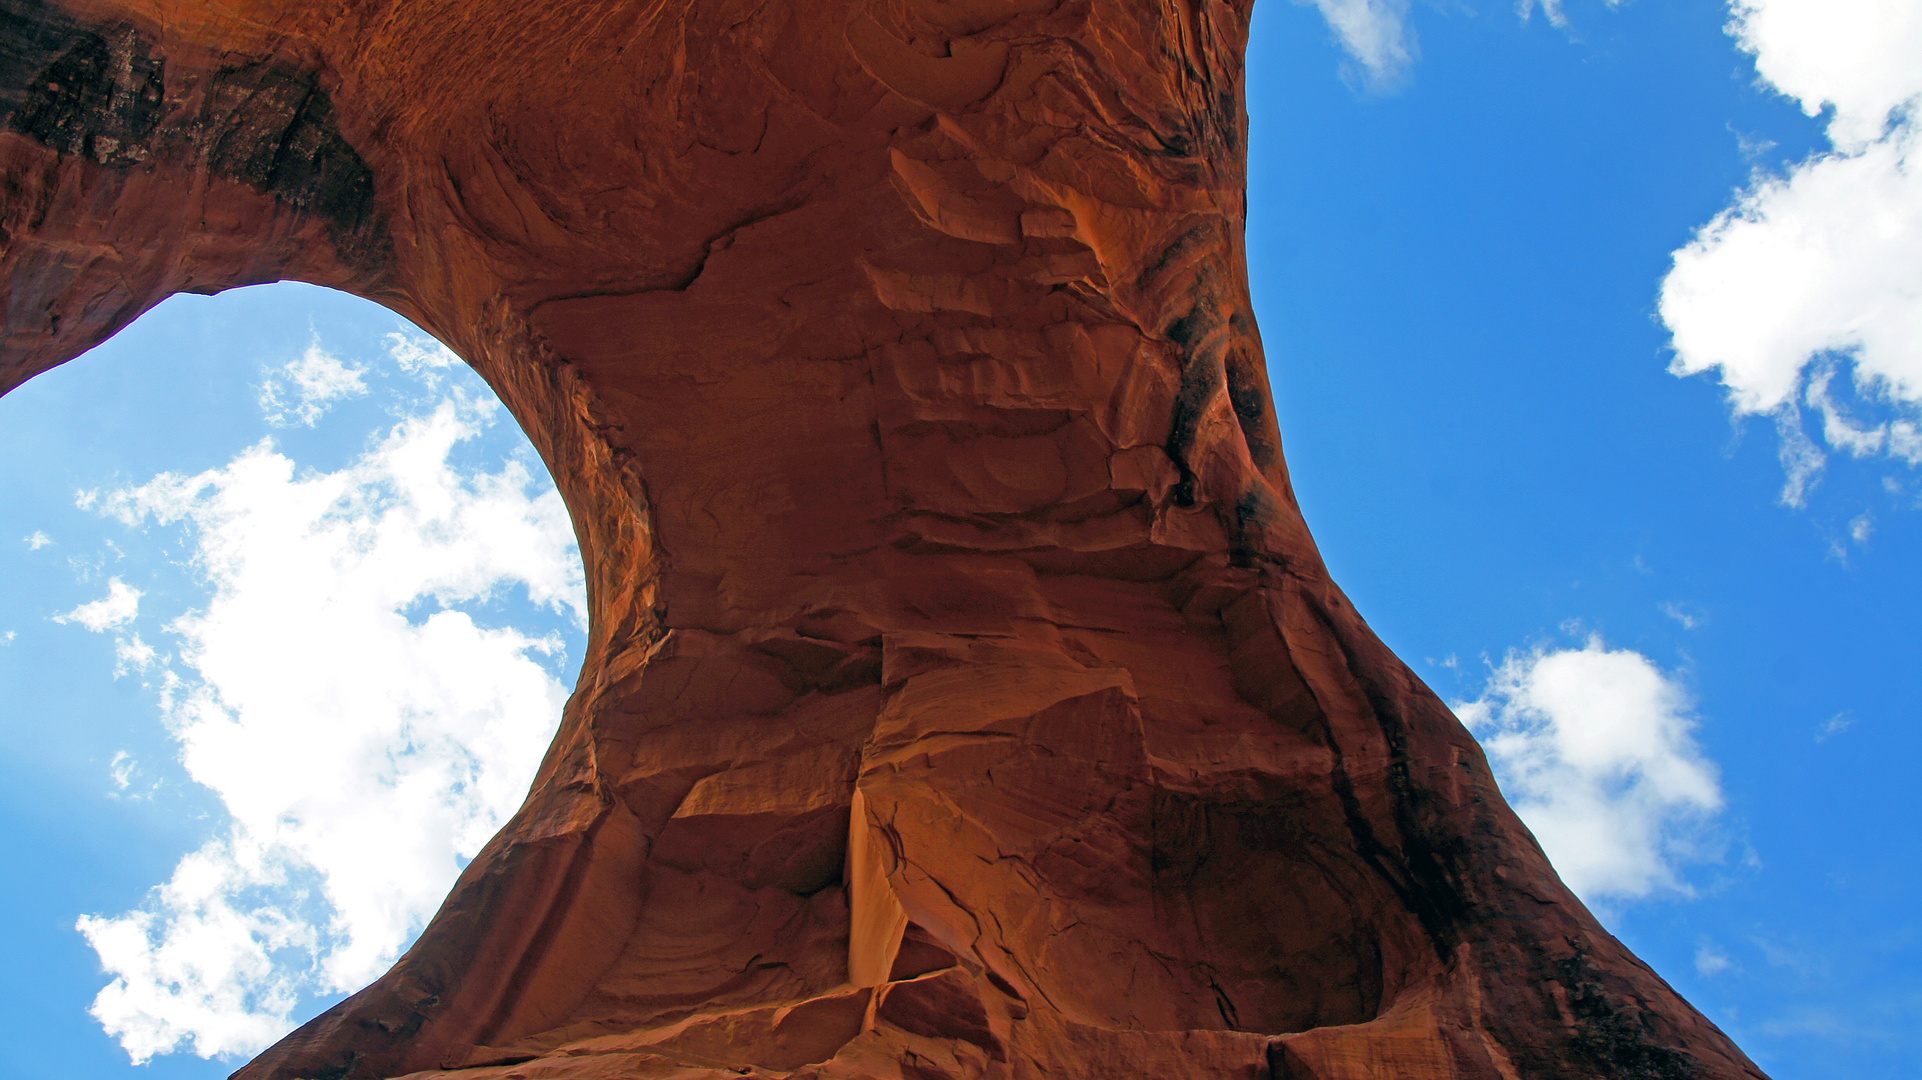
[0,1,1766,1078]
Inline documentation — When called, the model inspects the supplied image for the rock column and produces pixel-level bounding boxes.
[0,1,1766,1077]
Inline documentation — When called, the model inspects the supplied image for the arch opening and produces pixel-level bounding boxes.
[0,280,587,1066]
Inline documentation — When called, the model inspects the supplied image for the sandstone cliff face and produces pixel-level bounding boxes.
[0,2,1765,1078]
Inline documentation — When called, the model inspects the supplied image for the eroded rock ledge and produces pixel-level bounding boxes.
[1,1,1765,1078]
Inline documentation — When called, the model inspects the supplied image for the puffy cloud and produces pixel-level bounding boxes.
[53,577,161,678]
[1695,943,1736,977]
[78,842,311,1065]
[54,578,142,632]
[1297,0,1415,89]
[25,530,52,549]
[1659,602,1702,630]
[109,751,139,791]
[257,342,367,428]
[1727,0,1922,151]
[1456,638,1725,902]
[384,330,461,377]
[114,633,159,677]
[1772,409,1829,508]
[1847,510,1874,544]
[1661,0,1922,493]
[76,371,584,1062]
[1662,127,1922,416]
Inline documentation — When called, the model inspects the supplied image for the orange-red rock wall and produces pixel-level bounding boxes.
[1,1,1765,1078]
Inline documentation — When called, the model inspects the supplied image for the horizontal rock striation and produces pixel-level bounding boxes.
[0,1,1765,1078]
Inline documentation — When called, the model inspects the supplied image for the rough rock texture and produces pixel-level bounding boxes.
[1,1,1766,1078]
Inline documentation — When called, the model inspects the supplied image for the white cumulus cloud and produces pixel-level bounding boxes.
[1661,0,1922,498]
[384,330,462,377]
[1659,602,1701,630]
[1297,0,1416,89]
[25,530,52,549]
[54,578,142,632]
[1727,0,1922,152]
[109,751,139,791]
[79,839,314,1064]
[1663,128,1922,418]
[75,385,584,1062]
[115,633,159,677]
[1695,942,1736,977]
[1456,637,1725,902]
[257,342,368,428]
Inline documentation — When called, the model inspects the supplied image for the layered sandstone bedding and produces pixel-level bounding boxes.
[0,0,1764,1077]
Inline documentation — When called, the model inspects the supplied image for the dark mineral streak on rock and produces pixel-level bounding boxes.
[0,1,1768,1078]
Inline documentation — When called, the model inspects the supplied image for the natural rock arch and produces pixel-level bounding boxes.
[1,1,1763,1078]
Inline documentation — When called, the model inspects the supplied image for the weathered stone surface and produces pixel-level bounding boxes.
[0,1,1766,1078]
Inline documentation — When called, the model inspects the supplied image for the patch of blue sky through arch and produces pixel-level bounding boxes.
[0,282,586,1075]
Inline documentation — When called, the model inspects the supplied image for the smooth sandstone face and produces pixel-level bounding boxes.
[0,1,1767,1079]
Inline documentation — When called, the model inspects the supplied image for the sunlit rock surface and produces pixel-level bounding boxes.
[0,1,1766,1077]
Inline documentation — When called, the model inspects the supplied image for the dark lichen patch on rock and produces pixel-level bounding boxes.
[0,0,81,114]
[1,1,386,267]
[198,62,381,241]
[1554,950,1709,1080]
[2,12,163,167]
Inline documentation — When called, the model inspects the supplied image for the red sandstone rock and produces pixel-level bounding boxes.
[1,1,1767,1078]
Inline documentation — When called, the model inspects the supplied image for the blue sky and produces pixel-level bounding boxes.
[0,288,587,1075]
[1,0,1918,1077]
